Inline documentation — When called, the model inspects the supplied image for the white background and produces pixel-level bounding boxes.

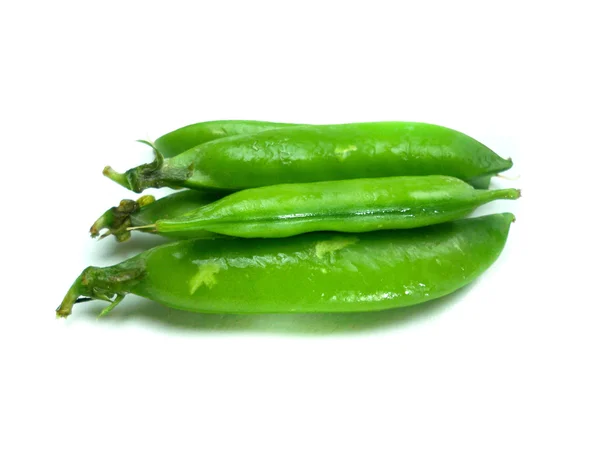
[1,1,598,449]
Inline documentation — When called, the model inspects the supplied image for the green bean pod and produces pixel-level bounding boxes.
[56,213,515,318]
[90,190,226,242]
[105,122,512,193]
[153,120,301,158]
[141,176,520,239]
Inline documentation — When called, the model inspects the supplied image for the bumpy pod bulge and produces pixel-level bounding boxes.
[57,213,515,318]
[104,122,513,193]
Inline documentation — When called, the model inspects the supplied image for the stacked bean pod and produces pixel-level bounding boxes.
[57,121,519,318]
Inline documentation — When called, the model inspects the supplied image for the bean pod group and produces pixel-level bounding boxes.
[58,120,519,319]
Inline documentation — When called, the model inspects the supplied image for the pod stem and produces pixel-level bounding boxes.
[103,166,131,190]
[104,144,192,193]
[102,141,161,191]
[90,195,156,242]
[56,276,83,318]
[56,262,146,318]
[56,275,121,318]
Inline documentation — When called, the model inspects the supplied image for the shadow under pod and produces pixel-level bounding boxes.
[75,281,480,336]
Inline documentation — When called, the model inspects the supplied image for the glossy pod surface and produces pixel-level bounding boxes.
[105,122,512,193]
[90,190,224,242]
[57,213,514,317]
[155,176,520,238]
[131,190,224,226]
[153,120,300,158]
